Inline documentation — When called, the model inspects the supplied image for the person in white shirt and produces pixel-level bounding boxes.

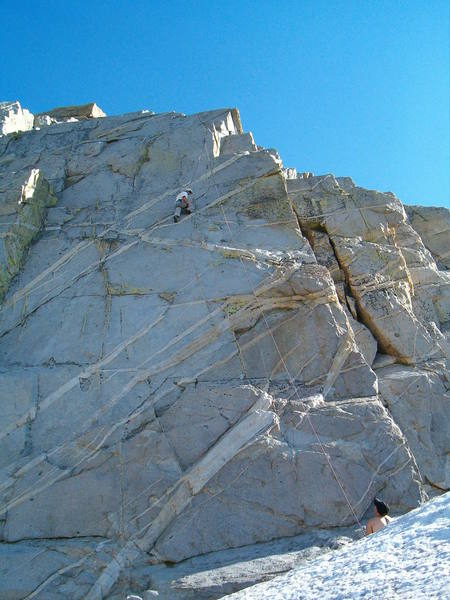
[174,189,193,222]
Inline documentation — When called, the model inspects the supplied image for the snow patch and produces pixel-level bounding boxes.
[223,493,450,600]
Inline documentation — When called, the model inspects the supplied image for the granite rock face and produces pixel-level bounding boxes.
[287,173,449,488]
[406,205,450,271]
[0,102,447,599]
[288,174,449,363]
[378,365,449,488]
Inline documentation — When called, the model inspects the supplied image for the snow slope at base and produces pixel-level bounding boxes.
[223,492,450,600]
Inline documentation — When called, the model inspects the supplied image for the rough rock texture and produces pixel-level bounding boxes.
[288,173,449,487]
[288,174,449,363]
[0,528,355,600]
[406,204,450,270]
[135,528,355,599]
[0,102,448,599]
[378,365,449,488]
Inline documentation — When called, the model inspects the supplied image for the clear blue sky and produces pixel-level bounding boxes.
[2,0,449,207]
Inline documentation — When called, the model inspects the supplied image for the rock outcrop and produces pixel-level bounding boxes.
[0,101,448,599]
[287,174,449,487]
[34,102,107,127]
[0,101,34,136]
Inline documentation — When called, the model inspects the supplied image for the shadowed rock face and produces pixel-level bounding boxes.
[405,205,450,271]
[0,103,447,599]
[0,169,56,302]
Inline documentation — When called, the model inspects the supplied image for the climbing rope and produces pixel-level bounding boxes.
[196,116,363,530]
[1,116,368,599]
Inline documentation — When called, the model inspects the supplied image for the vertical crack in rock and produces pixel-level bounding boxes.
[327,235,387,351]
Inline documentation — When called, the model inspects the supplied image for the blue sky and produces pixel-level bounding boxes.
[2,0,449,207]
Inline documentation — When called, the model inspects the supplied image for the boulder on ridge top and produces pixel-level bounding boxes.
[34,102,106,126]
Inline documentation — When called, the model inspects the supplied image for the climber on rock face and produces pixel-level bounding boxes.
[365,497,392,535]
[174,188,193,222]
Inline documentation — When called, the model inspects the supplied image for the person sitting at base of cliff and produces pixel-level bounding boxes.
[365,497,392,535]
[174,188,193,222]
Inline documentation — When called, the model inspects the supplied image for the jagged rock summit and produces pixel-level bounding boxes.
[0,101,34,135]
[0,101,448,599]
[0,99,105,135]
